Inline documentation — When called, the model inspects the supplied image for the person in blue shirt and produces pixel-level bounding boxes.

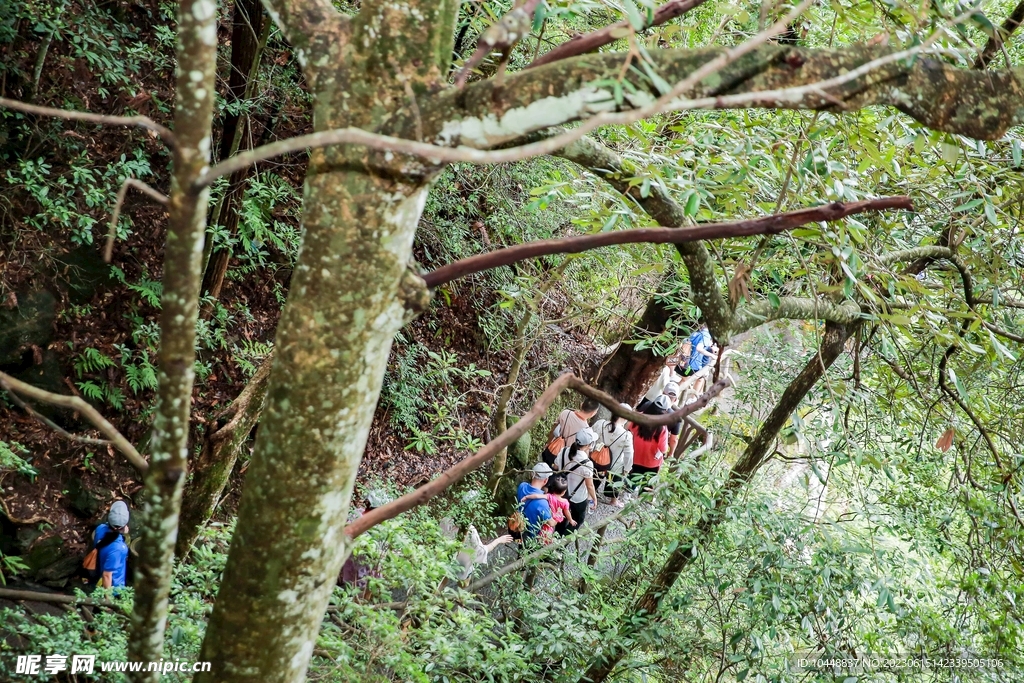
[679,323,715,376]
[94,500,130,588]
[516,463,553,540]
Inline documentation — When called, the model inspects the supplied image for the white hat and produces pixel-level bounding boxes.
[654,394,673,411]
[533,462,554,478]
[663,382,680,397]
[575,428,598,446]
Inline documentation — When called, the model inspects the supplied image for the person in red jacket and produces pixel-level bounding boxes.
[627,394,671,488]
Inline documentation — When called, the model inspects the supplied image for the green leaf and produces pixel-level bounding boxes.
[684,191,700,217]
[940,141,959,164]
[621,0,645,30]
[984,201,998,225]
[532,2,546,31]
[767,292,781,309]
[1013,140,1021,167]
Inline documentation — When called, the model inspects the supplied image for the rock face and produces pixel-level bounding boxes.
[0,290,56,367]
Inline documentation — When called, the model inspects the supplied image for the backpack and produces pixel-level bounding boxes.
[542,411,579,465]
[506,506,528,541]
[81,527,121,584]
[591,424,628,468]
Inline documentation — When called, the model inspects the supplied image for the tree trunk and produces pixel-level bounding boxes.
[583,321,857,683]
[200,0,267,302]
[488,259,568,493]
[125,0,217,677]
[176,352,274,559]
[595,293,674,403]
[194,0,460,674]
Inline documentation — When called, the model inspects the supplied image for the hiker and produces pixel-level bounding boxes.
[678,322,715,378]
[554,429,599,534]
[515,463,554,541]
[637,382,683,458]
[521,475,576,542]
[455,527,514,581]
[628,395,671,488]
[340,490,389,591]
[89,500,130,589]
[540,397,600,467]
[590,403,635,508]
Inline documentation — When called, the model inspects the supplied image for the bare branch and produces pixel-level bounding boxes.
[455,0,543,87]
[422,197,912,288]
[0,96,175,146]
[0,587,119,609]
[104,178,169,263]
[0,370,148,473]
[975,0,1024,69]
[527,0,709,69]
[0,377,109,447]
[344,373,731,540]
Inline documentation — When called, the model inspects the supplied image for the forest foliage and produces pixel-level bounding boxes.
[1,0,1023,680]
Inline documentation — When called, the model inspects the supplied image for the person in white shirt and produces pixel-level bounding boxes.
[590,403,635,508]
[554,428,599,534]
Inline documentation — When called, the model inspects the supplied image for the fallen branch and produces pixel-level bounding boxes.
[0,379,109,448]
[422,198,912,288]
[527,0,709,69]
[0,587,118,609]
[0,96,175,146]
[0,371,148,473]
[103,178,169,262]
[344,373,729,540]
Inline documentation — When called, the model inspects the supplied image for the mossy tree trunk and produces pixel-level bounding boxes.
[176,352,274,558]
[195,0,454,679]
[125,0,218,676]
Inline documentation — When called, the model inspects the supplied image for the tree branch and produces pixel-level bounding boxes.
[527,0,709,69]
[732,298,862,333]
[104,178,169,262]
[196,2,809,189]
[974,0,1024,69]
[422,198,911,288]
[0,96,175,147]
[0,371,148,472]
[344,373,730,540]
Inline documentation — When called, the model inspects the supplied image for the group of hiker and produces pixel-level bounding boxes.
[513,322,718,543]
[76,324,718,588]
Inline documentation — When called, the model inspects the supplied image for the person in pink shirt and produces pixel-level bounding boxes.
[522,476,576,539]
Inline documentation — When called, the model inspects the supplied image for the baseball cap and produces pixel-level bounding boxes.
[533,462,554,478]
[575,428,598,446]
[108,500,129,527]
[663,382,680,397]
[654,394,673,411]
